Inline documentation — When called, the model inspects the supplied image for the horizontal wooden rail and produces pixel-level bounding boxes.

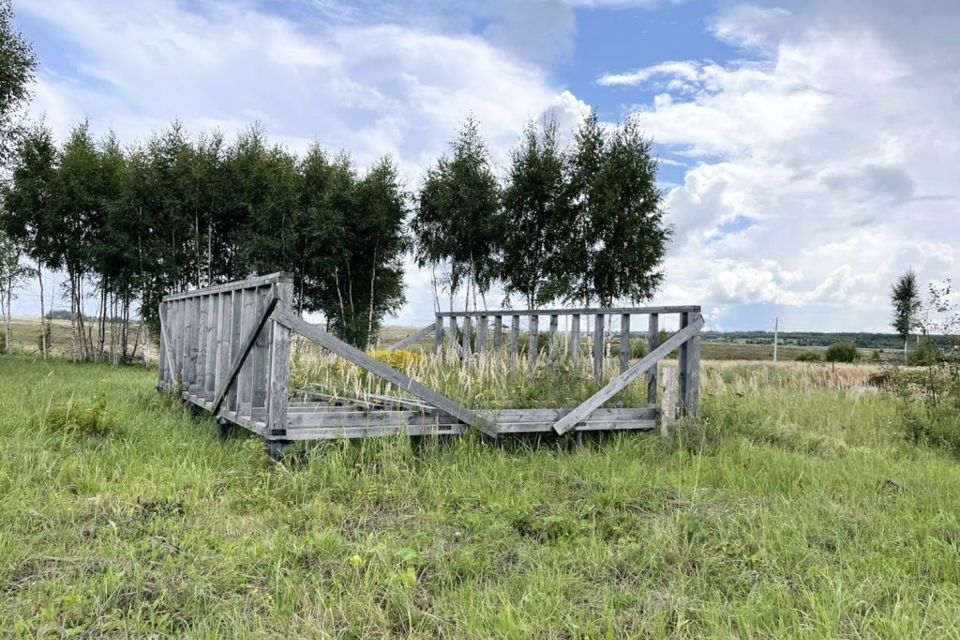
[436,305,699,318]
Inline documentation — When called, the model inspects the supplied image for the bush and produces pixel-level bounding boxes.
[907,338,940,366]
[794,351,821,362]
[893,361,960,454]
[35,392,121,437]
[629,338,648,359]
[0,332,6,354]
[825,342,860,363]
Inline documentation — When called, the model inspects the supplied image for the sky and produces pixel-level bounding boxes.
[8,0,960,333]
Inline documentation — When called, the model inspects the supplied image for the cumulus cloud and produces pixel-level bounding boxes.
[601,0,960,330]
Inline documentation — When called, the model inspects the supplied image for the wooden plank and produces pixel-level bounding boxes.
[162,271,293,302]
[549,314,559,362]
[552,316,705,434]
[477,315,488,353]
[268,281,294,434]
[211,294,279,415]
[158,303,176,389]
[227,290,242,412]
[619,313,630,373]
[496,419,655,434]
[593,313,604,379]
[386,322,436,352]
[215,292,232,402]
[434,315,444,354]
[679,312,689,412]
[205,294,219,400]
[510,315,520,358]
[478,407,656,423]
[571,314,580,364]
[436,305,701,318]
[284,423,467,441]
[174,299,184,385]
[493,315,503,350]
[236,288,256,411]
[661,365,678,438]
[461,315,472,355]
[271,310,497,437]
[196,295,208,396]
[647,313,659,405]
[287,410,458,429]
[251,287,271,411]
[528,315,539,369]
[683,314,702,417]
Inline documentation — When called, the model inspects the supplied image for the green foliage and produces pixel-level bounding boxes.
[794,350,821,362]
[824,342,860,363]
[893,360,960,453]
[891,268,920,346]
[907,337,940,366]
[34,392,120,437]
[0,330,5,353]
[0,0,36,165]
[629,337,648,359]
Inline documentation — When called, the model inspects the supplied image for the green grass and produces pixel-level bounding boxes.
[2,356,960,637]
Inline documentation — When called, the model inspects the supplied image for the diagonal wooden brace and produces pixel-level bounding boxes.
[552,315,705,434]
[385,321,436,352]
[271,310,497,438]
[211,295,279,415]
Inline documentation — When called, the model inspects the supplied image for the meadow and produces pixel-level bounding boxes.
[3,353,960,638]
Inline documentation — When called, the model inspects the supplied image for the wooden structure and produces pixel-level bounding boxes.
[157,273,703,445]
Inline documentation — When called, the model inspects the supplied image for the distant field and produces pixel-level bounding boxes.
[3,318,154,360]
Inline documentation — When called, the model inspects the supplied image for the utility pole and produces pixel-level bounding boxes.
[773,315,779,363]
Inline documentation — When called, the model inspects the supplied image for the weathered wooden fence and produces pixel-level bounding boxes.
[158,273,703,446]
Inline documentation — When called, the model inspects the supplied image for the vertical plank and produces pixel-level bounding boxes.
[205,294,219,401]
[448,316,458,354]
[571,314,580,364]
[678,312,689,414]
[215,292,232,406]
[528,315,539,370]
[174,299,185,387]
[661,365,678,438]
[236,287,255,413]
[461,315,472,356]
[647,313,659,405]
[268,280,294,435]
[157,302,167,390]
[251,286,270,410]
[510,315,520,362]
[434,314,444,354]
[196,295,208,397]
[549,314,559,362]
[619,313,631,373]
[493,315,503,350]
[227,289,243,412]
[684,313,702,417]
[593,313,604,380]
[477,315,488,353]
[185,297,198,392]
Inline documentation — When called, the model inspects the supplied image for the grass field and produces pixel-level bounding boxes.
[3,355,960,637]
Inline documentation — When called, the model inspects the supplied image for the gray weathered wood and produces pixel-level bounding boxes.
[158,303,176,388]
[434,315,444,353]
[552,316,705,434]
[549,314,559,361]
[619,313,630,373]
[271,310,497,437]
[211,294,279,415]
[529,315,539,369]
[683,313,702,417]
[268,281,293,434]
[593,313,604,379]
[510,315,520,358]
[477,316,488,353]
[196,295,208,395]
[386,322,436,352]
[251,287,271,410]
[448,316,458,353]
[461,315,472,355]
[437,305,700,318]
[236,288,256,411]
[571,314,580,364]
[678,311,689,412]
[493,315,503,350]
[661,365,678,438]
[227,290,242,411]
[162,271,293,301]
[215,292,232,402]
[647,313,659,405]
[205,295,219,400]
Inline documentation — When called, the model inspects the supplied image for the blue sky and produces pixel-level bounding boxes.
[9,0,960,333]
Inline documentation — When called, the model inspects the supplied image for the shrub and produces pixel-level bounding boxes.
[35,392,121,437]
[794,351,821,362]
[371,348,424,372]
[0,332,6,354]
[892,361,960,454]
[825,342,860,363]
[629,338,648,359]
[907,338,940,366]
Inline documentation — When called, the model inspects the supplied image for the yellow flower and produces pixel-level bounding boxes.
[349,554,364,568]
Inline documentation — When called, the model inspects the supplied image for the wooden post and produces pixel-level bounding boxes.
[529,315,539,370]
[647,314,659,405]
[434,314,443,354]
[571,314,580,364]
[462,315,472,356]
[204,294,219,402]
[549,314,559,362]
[252,287,271,411]
[619,313,630,373]
[216,292,233,405]
[237,288,255,414]
[185,297,198,392]
[493,315,503,350]
[510,315,520,360]
[593,313,604,380]
[683,313,702,417]
[157,302,168,390]
[661,365,678,438]
[175,299,185,387]
[477,315,488,353]
[678,312,689,415]
[448,316,458,354]
[196,295,208,397]
[227,290,243,412]
[268,280,294,435]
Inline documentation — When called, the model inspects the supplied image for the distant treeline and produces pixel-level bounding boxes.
[703,331,955,350]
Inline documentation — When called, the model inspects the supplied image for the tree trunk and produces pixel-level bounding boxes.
[37,266,47,358]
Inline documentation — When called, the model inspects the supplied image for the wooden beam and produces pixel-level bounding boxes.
[162,271,293,302]
[571,314,580,364]
[647,313,659,405]
[593,313,604,379]
[552,316,704,434]
[386,322,436,352]
[158,303,176,387]
[619,313,630,373]
[271,310,497,437]
[436,305,700,318]
[211,295,279,415]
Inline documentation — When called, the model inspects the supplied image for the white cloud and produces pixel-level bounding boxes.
[600,0,960,331]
